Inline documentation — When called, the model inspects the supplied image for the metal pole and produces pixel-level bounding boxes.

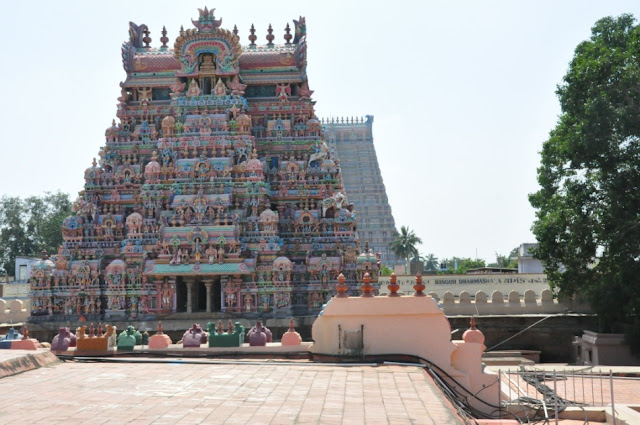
[498,370,502,419]
[591,369,595,406]
[572,369,576,405]
[600,370,604,406]
[610,370,616,425]
[554,370,559,425]
[582,370,585,405]
[509,370,512,404]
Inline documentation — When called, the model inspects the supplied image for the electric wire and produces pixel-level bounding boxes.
[54,352,591,424]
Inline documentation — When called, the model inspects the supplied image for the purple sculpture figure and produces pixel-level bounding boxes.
[51,327,77,351]
[182,323,207,347]
[247,321,272,346]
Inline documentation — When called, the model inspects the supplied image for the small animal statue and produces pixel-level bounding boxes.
[182,323,207,347]
[105,325,117,348]
[51,327,76,352]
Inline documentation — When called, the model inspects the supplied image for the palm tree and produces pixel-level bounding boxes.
[424,253,439,272]
[389,226,422,273]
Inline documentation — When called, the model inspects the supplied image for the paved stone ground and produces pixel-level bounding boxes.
[0,359,464,425]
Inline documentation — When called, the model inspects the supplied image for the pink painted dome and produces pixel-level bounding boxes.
[105,119,119,136]
[462,317,485,345]
[84,158,102,179]
[247,154,262,172]
[259,208,278,223]
[236,113,251,126]
[105,258,126,274]
[145,151,161,176]
[273,256,292,270]
[306,117,321,131]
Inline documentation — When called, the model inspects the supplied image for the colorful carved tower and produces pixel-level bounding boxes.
[322,117,402,268]
[29,8,376,322]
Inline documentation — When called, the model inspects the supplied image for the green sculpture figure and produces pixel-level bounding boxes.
[207,319,244,347]
[117,325,137,350]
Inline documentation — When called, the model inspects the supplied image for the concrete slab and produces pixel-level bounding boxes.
[0,360,466,424]
[0,349,60,378]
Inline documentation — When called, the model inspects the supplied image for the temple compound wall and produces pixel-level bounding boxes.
[322,117,402,268]
[29,8,381,323]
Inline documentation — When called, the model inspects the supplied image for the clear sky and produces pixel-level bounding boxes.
[1,0,639,263]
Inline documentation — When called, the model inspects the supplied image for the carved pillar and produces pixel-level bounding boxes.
[154,279,163,311]
[169,277,177,312]
[220,275,228,312]
[186,279,194,314]
[203,280,213,313]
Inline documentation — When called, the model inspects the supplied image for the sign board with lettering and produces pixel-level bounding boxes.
[378,274,549,298]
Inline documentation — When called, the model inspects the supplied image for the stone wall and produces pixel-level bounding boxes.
[24,312,598,363]
[448,314,597,363]
[0,299,30,324]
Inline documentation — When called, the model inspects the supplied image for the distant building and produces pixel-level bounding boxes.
[322,116,402,267]
[518,243,544,274]
[15,257,39,283]
[467,267,518,274]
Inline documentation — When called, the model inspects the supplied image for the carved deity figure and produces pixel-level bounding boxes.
[186,79,201,97]
[244,294,253,311]
[162,115,175,137]
[206,245,217,264]
[308,141,329,167]
[169,78,186,96]
[213,78,227,96]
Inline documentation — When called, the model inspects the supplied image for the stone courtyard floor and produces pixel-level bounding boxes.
[2,351,640,424]
[0,357,464,425]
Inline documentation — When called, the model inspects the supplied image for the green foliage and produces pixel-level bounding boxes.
[529,14,640,353]
[488,247,518,269]
[379,265,393,276]
[389,226,422,263]
[0,192,72,276]
[437,257,486,274]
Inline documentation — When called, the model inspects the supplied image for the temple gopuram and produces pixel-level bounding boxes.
[29,8,381,322]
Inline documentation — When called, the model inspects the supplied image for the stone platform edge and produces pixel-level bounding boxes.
[0,350,61,379]
[53,342,314,359]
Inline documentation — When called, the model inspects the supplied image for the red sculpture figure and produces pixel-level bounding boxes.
[387,272,400,297]
[336,273,348,298]
[361,272,374,297]
[413,273,426,297]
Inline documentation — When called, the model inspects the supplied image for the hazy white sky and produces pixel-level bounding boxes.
[1,1,638,263]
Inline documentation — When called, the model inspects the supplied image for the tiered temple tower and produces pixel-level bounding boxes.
[29,8,380,322]
[322,117,402,268]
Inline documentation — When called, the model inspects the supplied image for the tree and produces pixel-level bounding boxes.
[0,192,72,276]
[389,226,422,272]
[423,253,439,272]
[488,248,518,269]
[529,14,640,353]
[379,265,393,276]
[436,257,486,274]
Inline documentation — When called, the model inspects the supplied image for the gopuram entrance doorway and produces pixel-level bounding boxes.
[176,277,223,313]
